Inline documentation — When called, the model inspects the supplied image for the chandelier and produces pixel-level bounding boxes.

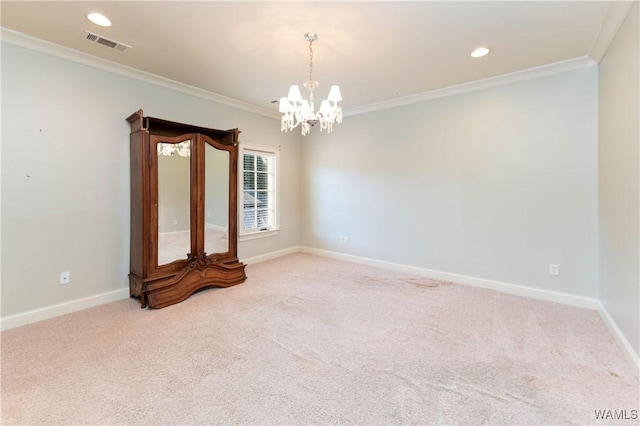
[279,32,342,136]
[157,141,190,157]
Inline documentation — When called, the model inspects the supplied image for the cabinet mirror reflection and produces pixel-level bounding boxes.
[157,139,191,266]
[204,141,229,255]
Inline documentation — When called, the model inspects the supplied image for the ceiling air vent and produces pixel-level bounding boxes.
[84,31,131,52]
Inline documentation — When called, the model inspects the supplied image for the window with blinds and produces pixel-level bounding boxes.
[240,146,278,235]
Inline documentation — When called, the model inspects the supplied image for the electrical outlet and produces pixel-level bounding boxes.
[344,236,349,244]
[60,271,70,284]
[549,264,560,276]
[173,219,178,225]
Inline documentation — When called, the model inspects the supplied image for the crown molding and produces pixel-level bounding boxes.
[2,26,600,121]
[344,56,596,118]
[588,0,635,63]
[0,27,281,120]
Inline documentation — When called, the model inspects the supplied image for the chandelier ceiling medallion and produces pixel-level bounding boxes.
[279,32,343,136]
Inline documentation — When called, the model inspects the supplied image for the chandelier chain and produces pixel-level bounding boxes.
[308,38,314,82]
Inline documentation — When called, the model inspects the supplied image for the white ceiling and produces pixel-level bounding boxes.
[0,1,628,116]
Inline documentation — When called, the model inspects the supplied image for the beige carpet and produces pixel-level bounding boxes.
[1,253,638,425]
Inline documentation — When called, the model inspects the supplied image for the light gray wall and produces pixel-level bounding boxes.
[1,42,300,316]
[303,68,599,297]
[598,3,639,357]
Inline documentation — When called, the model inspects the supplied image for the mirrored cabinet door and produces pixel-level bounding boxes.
[203,140,230,255]
[155,137,193,267]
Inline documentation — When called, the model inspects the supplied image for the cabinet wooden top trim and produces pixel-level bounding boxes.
[127,109,239,145]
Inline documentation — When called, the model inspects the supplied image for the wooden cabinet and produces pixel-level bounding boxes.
[127,110,246,309]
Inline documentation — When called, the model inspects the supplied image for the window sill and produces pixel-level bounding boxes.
[239,229,280,242]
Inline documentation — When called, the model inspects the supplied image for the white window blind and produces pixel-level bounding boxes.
[241,147,277,234]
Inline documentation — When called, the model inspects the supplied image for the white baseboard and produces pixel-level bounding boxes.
[242,245,303,265]
[158,230,189,236]
[3,245,637,376]
[301,247,600,309]
[1,287,129,331]
[301,247,640,374]
[596,301,640,377]
[206,223,227,232]
[0,246,304,331]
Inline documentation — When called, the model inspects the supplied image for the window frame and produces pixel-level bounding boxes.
[238,143,280,241]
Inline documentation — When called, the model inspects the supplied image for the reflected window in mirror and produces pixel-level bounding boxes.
[239,144,279,239]
[157,139,191,266]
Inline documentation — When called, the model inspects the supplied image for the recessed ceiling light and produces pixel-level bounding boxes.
[87,13,111,27]
[471,47,490,58]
